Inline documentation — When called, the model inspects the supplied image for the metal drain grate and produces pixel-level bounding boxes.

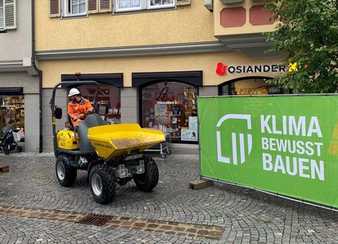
[77,214,112,226]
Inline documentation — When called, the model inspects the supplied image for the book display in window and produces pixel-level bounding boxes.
[0,96,25,133]
[141,82,197,143]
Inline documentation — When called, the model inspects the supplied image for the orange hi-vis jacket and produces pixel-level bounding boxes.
[67,98,93,127]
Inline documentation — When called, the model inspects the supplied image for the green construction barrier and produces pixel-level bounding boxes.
[198,95,338,208]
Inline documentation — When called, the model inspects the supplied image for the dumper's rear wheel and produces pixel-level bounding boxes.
[89,165,116,204]
[3,143,11,155]
[133,158,159,192]
[56,155,77,187]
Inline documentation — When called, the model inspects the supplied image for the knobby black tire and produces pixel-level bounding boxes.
[55,155,77,187]
[89,164,116,204]
[3,144,10,155]
[133,158,159,192]
[4,145,11,155]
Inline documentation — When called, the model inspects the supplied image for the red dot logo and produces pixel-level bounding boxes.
[216,63,228,76]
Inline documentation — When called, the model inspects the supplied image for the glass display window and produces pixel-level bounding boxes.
[0,95,25,142]
[0,95,25,129]
[141,81,198,143]
[78,85,121,123]
[219,77,289,95]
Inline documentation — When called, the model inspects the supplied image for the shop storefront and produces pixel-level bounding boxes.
[0,73,40,153]
[38,55,288,150]
[35,0,287,151]
[134,72,201,143]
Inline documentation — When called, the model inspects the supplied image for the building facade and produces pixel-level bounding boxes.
[0,0,40,152]
[35,0,286,151]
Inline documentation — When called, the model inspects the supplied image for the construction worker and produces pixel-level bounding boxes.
[67,88,93,127]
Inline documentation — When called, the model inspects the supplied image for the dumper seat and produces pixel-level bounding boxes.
[78,114,108,153]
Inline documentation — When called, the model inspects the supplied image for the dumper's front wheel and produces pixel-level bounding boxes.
[133,158,159,192]
[56,155,77,187]
[89,165,116,204]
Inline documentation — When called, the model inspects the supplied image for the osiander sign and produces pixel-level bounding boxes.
[216,63,287,76]
[198,95,338,208]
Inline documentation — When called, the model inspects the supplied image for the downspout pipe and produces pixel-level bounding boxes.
[31,0,43,153]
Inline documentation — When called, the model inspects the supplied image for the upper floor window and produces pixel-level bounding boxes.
[49,0,182,17]
[0,0,16,31]
[0,1,4,30]
[148,0,174,9]
[115,0,175,12]
[63,0,87,16]
[116,0,142,12]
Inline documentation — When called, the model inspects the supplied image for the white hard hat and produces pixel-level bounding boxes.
[68,88,80,97]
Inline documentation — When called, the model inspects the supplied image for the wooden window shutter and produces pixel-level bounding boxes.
[88,0,99,13]
[4,0,16,29]
[99,0,112,12]
[50,0,60,17]
[176,0,191,7]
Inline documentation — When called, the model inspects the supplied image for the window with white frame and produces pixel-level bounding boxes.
[148,0,174,9]
[63,0,87,16]
[0,0,16,31]
[0,0,4,30]
[115,0,142,12]
[115,0,175,12]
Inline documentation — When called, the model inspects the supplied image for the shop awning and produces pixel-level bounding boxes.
[61,73,123,88]
[0,87,23,96]
[132,71,203,87]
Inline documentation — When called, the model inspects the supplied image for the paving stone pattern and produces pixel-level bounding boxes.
[0,205,224,240]
[0,154,337,243]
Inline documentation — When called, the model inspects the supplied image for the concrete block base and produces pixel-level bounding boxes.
[189,179,213,190]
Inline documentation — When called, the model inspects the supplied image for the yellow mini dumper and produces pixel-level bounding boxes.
[50,81,165,204]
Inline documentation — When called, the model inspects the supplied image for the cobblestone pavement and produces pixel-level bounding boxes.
[0,154,337,243]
